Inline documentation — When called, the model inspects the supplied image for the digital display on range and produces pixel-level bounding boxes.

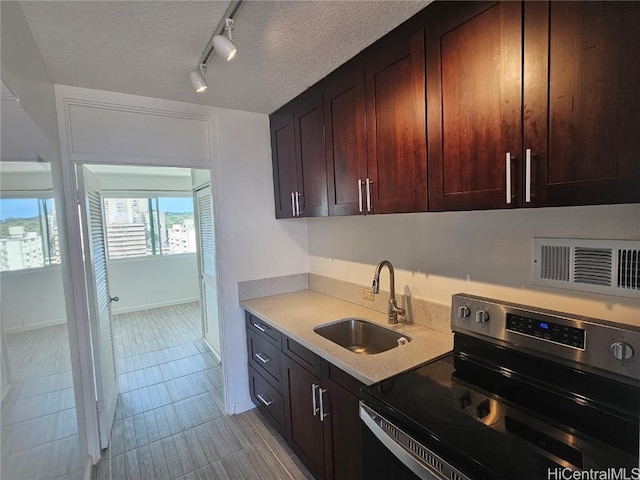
[506,314,585,349]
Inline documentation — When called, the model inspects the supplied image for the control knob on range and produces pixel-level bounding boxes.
[475,310,490,323]
[457,306,470,319]
[611,341,634,361]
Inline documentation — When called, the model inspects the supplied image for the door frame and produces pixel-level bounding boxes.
[55,89,228,464]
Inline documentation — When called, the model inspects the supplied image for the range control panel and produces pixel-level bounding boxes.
[506,314,585,349]
[450,293,640,385]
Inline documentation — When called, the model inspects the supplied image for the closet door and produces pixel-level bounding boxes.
[77,165,118,449]
[195,184,220,359]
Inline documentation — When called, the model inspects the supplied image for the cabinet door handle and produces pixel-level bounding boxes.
[295,191,302,216]
[319,388,329,421]
[312,383,319,416]
[358,179,363,212]
[257,394,274,407]
[254,353,271,364]
[291,192,296,216]
[366,178,372,212]
[505,152,512,205]
[525,149,532,203]
[251,322,267,333]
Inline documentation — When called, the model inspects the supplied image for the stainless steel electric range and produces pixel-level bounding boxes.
[360,293,640,480]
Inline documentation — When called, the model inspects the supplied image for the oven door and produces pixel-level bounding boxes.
[360,402,470,480]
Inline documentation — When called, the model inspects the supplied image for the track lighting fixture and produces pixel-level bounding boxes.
[190,64,208,93]
[190,1,243,93]
[213,19,237,62]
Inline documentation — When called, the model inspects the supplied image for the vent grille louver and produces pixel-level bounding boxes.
[618,249,639,290]
[574,247,612,286]
[541,246,570,281]
[533,239,640,299]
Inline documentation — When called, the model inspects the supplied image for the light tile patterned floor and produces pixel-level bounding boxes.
[96,302,312,480]
[2,324,84,480]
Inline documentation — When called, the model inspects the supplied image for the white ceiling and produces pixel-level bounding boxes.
[18,0,429,114]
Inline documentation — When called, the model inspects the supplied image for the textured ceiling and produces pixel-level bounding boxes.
[18,0,429,114]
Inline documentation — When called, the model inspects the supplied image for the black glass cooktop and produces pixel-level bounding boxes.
[361,335,639,480]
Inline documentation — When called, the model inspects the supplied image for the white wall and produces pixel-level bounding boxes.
[107,254,199,314]
[0,266,67,333]
[308,204,640,326]
[212,107,309,412]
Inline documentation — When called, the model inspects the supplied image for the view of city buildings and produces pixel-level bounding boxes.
[0,199,60,272]
[103,197,195,259]
[0,196,195,271]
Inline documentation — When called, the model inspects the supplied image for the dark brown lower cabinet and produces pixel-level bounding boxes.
[283,354,326,479]
[247,310,364,480]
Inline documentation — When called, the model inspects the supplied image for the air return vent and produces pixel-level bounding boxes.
[533,238,640,299]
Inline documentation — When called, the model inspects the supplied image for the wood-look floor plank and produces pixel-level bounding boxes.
[137,444,156,480]
[149,440,171,480]
[124,448,142,480]
[244,443,278,480]
[172,432,198,475]
[160,436,184,480]
[232,449,260,480]
[208,455,247,480]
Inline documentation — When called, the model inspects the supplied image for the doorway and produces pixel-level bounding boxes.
[74,163,223,459]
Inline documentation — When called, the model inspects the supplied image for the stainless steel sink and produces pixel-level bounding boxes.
[313,318,411,355]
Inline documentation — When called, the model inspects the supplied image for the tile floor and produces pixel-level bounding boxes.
[2,324,84,480]
[96,302,312,480]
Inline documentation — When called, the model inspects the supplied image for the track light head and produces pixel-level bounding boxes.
[213,18,237,61]
[190,64,208,93]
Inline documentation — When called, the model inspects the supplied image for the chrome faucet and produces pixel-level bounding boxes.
[372,260,406,324]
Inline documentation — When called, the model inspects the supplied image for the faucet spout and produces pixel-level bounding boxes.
[372,260,406,324]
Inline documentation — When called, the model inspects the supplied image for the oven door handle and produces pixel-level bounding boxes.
[360,402,468,480]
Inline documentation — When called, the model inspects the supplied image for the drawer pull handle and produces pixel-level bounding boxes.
[254,352,271,364]
[257,394,273,407]
[319,388,329,421]
[252,322,267,333]
[312,383,319,416]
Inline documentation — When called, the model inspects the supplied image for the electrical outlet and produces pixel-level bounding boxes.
[362,290,375,301]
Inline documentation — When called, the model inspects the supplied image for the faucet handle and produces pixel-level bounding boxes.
[371,278,379,294]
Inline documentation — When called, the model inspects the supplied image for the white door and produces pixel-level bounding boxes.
[195,184,221,360]
[76,165,118,449]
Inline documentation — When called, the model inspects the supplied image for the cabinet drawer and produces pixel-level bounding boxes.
[322,360,365,399]
[246,312,282,348]
[249,366,285,436]
[247,330,283,392]
[283,335,322,377]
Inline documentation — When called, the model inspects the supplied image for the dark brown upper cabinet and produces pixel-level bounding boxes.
[525,1,640,207]
[427,1,640,212]
[270,108,299,218]
[271,91,327,218]
[324,28,427,216]
[324,63,368,216]
[426,1,523,211]
[365,28,427,214]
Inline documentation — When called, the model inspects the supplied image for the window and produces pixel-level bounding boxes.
[104,195,195,259]
[0,197,60,272]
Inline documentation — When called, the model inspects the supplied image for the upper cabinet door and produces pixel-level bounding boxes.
[270,108,300,219]
[525,1,640,207]
[324,65,368,216]
[294,93,328,217]
[426,1,523,211]
[365,29,427,214]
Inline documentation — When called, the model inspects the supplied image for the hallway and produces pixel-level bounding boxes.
[97,302,311,480]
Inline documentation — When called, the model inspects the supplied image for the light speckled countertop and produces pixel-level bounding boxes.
[241,290,453,386]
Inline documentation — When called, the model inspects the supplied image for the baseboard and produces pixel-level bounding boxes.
[5,317,67,335]
[111,297,200,315]
[234,398,256,414]
[202,337,222,364]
